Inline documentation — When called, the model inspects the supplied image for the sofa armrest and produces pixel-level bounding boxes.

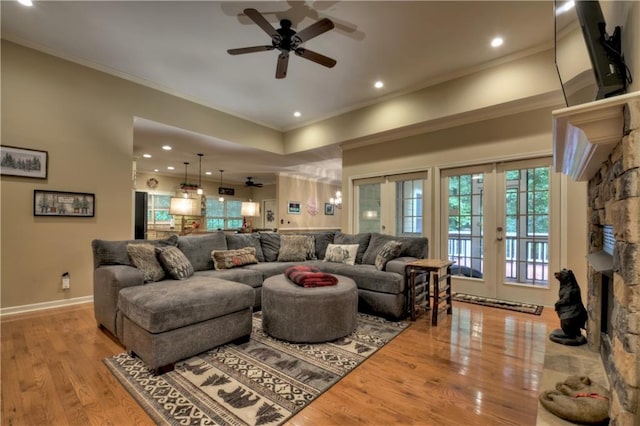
[385,256,420,275]
[93,265,143,338]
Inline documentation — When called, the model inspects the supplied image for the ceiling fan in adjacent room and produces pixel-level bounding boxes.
[245,177,263,188]
[228,8,336,79]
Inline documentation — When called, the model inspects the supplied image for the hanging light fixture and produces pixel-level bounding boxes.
[330,190,342,209]
[182,162,190,198]
[196,153,204,195]
[218,170,225,202]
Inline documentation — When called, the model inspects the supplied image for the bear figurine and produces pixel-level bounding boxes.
[549,268,588,346]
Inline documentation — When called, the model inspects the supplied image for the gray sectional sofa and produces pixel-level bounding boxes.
[92,231,428,371]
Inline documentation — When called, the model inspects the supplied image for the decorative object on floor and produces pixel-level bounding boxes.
[228,8,336,79]
[1,145,48,179]
[539,375,609,425]
[549,269,588,346]
[33,190,95,217]
[452,292,543,315]
[104,312,407,426]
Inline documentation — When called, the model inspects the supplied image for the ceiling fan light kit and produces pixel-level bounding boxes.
[228,8,336,79]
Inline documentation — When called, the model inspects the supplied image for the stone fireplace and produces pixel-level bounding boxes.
[554,92,639,425]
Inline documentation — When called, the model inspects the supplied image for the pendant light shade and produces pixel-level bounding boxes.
[218,170,225,202]
[196,153,204,195]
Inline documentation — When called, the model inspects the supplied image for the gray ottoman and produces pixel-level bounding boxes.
[262,273,358,343]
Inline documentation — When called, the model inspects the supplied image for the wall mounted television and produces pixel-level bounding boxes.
[555,0,632,107]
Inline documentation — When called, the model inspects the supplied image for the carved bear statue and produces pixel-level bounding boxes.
[550,269,588,346]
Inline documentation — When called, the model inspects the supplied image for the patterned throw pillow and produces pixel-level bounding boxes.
[156,246,194,280]
[211,247,258,270]
[375,240,403,270]
[323,244,359,265]
[126,243,165,283]
[277,235,316,262]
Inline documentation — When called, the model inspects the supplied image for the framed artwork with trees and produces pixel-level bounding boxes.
[34,190,95,217]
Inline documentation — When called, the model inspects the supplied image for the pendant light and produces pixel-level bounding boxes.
[218,170,225,202]
[196,153,204,195]
[182,162,190,198]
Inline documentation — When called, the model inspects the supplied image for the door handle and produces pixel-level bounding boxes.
[497,226,503,241]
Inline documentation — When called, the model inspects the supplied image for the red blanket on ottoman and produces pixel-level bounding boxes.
[284,265,338,288]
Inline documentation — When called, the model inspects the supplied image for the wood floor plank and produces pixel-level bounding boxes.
[1,301,558,426]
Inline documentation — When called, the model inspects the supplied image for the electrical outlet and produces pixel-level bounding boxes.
[62,272,70,290]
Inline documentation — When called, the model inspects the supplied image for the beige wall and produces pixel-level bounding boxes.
[0,41,281,309]
[276,175,341,231]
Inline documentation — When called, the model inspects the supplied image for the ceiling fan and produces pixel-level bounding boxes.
[228,8,336,79]
[245,177,263,188]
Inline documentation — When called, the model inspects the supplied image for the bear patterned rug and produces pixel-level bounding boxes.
[104,312,408,426]
[453,292,544,315]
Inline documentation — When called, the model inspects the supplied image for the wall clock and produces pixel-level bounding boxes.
[146,178,159,189]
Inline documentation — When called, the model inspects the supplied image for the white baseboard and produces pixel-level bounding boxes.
[0,296,94,317]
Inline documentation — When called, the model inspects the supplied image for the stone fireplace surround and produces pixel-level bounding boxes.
[554,91,640,425]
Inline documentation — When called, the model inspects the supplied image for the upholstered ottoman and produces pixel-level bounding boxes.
[118,276,254,373]
[262,273,358,343]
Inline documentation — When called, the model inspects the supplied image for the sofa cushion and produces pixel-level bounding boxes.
[117,277,254,334]
[92,235,177,268]
[316,263,404,295]
[195,268,264,289]
[333,232,371,264]
[323,243,359,265]
[226,233,265,262]
[277,234,315,262]
[212,247,259,270]
[259,233,281,262]
[126,243,165,283]
[177,232,227,271]
[156,246,194,280]
[362,233,428,265]
[375,240,403,270]
[307,232,335,260]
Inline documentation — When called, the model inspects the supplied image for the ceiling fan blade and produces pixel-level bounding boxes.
[244,8,279,38]
[294,48,336,68]
[276,52,289,79]
[293,18,334,44]
[227,46,274,55]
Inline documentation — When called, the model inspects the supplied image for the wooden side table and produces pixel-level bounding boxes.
[406,259,455,325]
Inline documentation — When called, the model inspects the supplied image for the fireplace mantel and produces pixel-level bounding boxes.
[553,91,639,181]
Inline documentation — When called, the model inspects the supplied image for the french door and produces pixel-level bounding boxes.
[354,171,428,237]
[440,158,558,306]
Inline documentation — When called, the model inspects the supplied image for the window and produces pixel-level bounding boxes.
[147,194,172,226]
[395,179,422,235]
[205,199,243,230]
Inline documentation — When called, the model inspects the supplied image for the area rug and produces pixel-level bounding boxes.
[453,292,544,315]
[104,312,408,426]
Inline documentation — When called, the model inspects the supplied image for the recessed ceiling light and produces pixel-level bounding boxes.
[491,37,504,48]
[205,171,213,175]
[167,166,175,170]
[555,0,575,16]
[374,81,384,89]
[142,153,152,158]
[162,145,172,151]
[154,169,159,172]
[17,0,33,6]
[293,111,301,117]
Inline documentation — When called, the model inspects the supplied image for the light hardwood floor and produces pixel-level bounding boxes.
[1,301,558,426]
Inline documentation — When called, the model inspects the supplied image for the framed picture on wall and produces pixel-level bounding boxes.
[287,201,301,214]
[34,190,95,217]
[324,203,335,215]
[1,145,48,179]
[263,199,277,228]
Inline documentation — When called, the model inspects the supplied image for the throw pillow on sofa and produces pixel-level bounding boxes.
[277,235,316,262]
[126,243,165,283]
[375,240,403,270]
[156,246,194,280]
[323,243,359,265]
[333,232,371,264]
[212,247,258,270]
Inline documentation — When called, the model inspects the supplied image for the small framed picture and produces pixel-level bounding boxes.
[34,190,95,217]
[287,201,301,214]
[324,203,335,215]
[1,145,48,179]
